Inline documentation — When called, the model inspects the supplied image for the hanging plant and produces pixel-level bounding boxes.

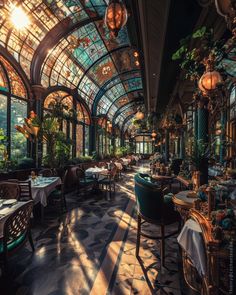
[172,26,226,81]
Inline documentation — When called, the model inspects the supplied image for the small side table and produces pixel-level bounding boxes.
[172,190,197,222]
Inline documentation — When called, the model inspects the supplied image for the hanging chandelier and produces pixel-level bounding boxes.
[104,0,128,37]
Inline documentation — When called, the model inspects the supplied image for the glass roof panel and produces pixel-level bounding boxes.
[78,76,99,108]
[0,0,107,78]
[0,0,143,116]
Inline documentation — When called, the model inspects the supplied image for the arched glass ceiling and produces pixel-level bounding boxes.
[0,0,143,119]
[0,0,107,77]
[97,77,143,116]
[113,100,143,127]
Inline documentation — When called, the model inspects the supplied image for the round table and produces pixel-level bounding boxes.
[172,190,197,221]
[151,175,175,190]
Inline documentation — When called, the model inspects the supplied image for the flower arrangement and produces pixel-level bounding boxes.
[211,208,235,230]
[15,111,41,141]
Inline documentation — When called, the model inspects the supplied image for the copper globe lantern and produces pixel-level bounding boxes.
[198,70,222,93]
[105,0,128,37]
[198,53,222,93]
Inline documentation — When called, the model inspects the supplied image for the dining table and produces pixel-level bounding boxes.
[120,158,131,166]
[31,176,61,222]
[85,167,108,181]
[172,190,197,221]
[0,200,30,238]
[31,176,61,207]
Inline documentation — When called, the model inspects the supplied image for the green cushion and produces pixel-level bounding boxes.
[134,173,178,222]
[80,179,95,186]
[164,193,174,204]
[0,232,26,253]
[50,189,61,198]
[98,179,111,185]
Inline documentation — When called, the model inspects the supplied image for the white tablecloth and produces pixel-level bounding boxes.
[120,158,130,166]
[177,219,206,277]
[174,190,197,207]
[31,177,61,207]
[114,162,123,170]
[0,201,28,238]
[85,167,108,180]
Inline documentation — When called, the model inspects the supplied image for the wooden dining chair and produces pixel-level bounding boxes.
[7,179,32,201]
[49,171,68,214]
[38,169,54,177]
[76,167,95,196]
[98,166,118,198]
[0,182,21,200]
[0,200,34,274]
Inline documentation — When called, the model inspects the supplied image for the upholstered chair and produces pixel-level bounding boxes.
[134,173,181,267]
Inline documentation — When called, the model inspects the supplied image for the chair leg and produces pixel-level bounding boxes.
[2,252,8,276]
[161,225,165,267]
[63,194,67,211]
[136,214,141,258]
[28,230,35,251]
[109,183,112,199]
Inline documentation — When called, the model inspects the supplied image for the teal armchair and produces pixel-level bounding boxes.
[134,173,181,267]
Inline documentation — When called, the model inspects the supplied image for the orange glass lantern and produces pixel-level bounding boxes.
[198,70,222,93]
[151,130,157,137]
[136,110,144,120]
[105,0,128,37]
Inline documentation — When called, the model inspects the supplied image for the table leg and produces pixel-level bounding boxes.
[41,204,45,224]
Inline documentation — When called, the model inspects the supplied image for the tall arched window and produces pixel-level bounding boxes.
[44,90,91,157]
[43,91,75,157]
[76,101,91,156]
[0,56,28,160]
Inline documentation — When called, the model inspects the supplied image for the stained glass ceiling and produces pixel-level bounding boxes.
[0,0,143,122]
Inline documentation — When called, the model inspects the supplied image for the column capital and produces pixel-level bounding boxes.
[31,84,46,100]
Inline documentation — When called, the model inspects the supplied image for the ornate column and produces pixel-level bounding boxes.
[180,129,185,159]
[194,104,198,142]
[31,85,46,168]
[165,129,169,163]
[197,97,209,184]
[220,110,227,164]
[89,116,97,155]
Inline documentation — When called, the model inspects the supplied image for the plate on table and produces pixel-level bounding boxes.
[2,199,17,205]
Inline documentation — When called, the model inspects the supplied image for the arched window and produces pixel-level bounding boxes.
[76,101,91,157]
[0,56,28,160]
[44,91,75,158]
[135,135,153,155]
[44,90,91,157]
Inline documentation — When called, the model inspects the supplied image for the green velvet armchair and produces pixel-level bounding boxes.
[134,173,181,267]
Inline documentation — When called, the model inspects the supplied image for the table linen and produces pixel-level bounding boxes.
[177,218,206,277]
[31,177,61,207]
